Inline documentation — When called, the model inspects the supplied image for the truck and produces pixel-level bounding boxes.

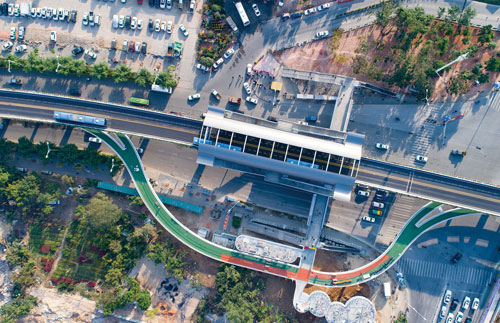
[451,149,466,156]
[226,16,239,32]
[211,89,221,100]
[167,42,174,57]
[228,97,241,104]
[151,84,173,94]
[8,78,22,85]
[383,282,391,299]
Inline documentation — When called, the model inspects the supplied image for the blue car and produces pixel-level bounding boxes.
[290,12,303,19]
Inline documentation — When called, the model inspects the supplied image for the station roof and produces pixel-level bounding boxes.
[203,107,363,160]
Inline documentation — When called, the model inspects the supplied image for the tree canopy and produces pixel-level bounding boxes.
[78,193,122,230]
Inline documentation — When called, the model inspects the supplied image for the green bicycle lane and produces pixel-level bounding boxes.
[309,202,478,286]
[86,129,479,287]
[84,129,311,282]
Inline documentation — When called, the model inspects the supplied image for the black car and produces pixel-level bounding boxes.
[450,298,459,311]
[141,42,147,54]
[149,0,154,6]
[451,252,462,264]
[2,3,7,15]
[125,16,131,29]
[72,46,84,55]
[155,0,160,8]
[68,89,81,96]
[148,19,154,32]
[0,3,3,15]
[267,116,278,122]
[70,10,77,23]
[465,318,472,323]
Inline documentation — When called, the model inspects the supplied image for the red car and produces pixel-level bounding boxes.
[129,41,135,52]
[137,0,143,4]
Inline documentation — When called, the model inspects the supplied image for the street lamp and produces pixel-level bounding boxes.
[110,158,116,173]
[55,55,61,73]
[45,142,51,159]
[425,88,429,106]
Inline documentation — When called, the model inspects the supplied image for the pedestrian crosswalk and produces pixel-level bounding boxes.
[379,196,416,245]
[398,258,494,287]
[489,91,500,112]
[410,104,440,160]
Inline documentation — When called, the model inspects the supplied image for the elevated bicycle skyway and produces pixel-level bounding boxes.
[86,129,479,289]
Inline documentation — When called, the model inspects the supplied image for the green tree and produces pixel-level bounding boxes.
[479,25,494,44]
[134,68,153,87]
[6,242,31,267]
[486,56,500,72]
[58,144,79,164]
[112,64,132,83]
[0,138,15,160]
[61,174,75,186]
[136,290,152,310]
[36,192,54,216]
[155,71,177,88]
[446,5,461,22]
[79,192,122,230]
[105,267,123,287]
[436,37,449,55]
[0,296,37,323]
[109,240,123,254]
[5,175,40,214]
[128,195,144,206]
[133,223,157,243]
[374,1,395,32]
[17,136,35,158]
[394,313,408,323]
[92,62,111,79]
[199,56,214,67]
[437,7,446,19]
[459,6,476,26]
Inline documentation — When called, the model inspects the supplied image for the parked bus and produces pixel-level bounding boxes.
[129,97,149,106]
[234,2,250,27]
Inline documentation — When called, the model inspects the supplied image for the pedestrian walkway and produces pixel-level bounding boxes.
[409,104,440,161]
[399,258,493,286]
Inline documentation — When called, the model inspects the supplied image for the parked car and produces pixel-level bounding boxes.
[9,27,16,40]
[267,116,278,122]
[243,82,251,95]
[141,42,147,54]
[125,16,131,29]
[376,143,389,150]
[317,3,330,11]
[18,26,24,40]
[179,24,188,36]
[440,305,447,318]
[167,0,172,9]
[167,21,172,33]
[89,137,102,143]
[128,41,135,52]
[246,96,258,104]
[160,0,166,8]
[188,93,201,100]
[72,46,84,55]
[372,201,384,209]
[14,44,27,53]
[415,155,428,162]
[315,30,329,39]
[246,63,253,76]
[70,10,77,23]
[84,49,97,59]
[357,190,369,197]
[462,297,470,310]
[223,48,235,59]
[252,3,261,16]
[160,20,166,32]
[119,15,125,28]
[196,64,210,72]
[83,12,89,25]
[471,298,479,310]
[8,78,22,85]
[131,16,137,29]
[371,209,383,216]
[2,41,13,51]
[122,39,128,51]
[304,7,317,15]
[154,19,160,32]
[137,19,143,29]
[134,42,141,52]
[148,19,154,31]
[444,290,452,304]
[446,313,454,323]
[212,57,224,70]
[450,298,459,311]
[362,215,375,223]
[278,0,284,7]
[50,31,57,42]
[281,13,290,19]
[455,311,463,323]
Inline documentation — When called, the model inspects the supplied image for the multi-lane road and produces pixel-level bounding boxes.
[0,90,499,216]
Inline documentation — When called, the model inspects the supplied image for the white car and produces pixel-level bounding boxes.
[304,7,317,15]
[89,137,102,143]
[2,41,13,51]
[15,44,27,53]
[246,96,258,104]
[278,0,284,7]
[137,19,143,30]
[317,3,330,11]
[188,93,201,100]
[440,305,447,318]
[462,297,470,310]
[362,215,375,223]
[30,8,36,18]
[131,17,137,29]
[135,42,141,52]
[224,48,235,59]
[246,63,253,76]
[243,82,251,95]
[160,0,166,8]
[167,0,172,9]
[9,27,16,40]
[196,64,210,72]
[212,57,224,70]
[83,12,89,26]
[471,298,479,310]
[167,21,173,33]
[41,7,46,18]
[58,8,64,20]
[36,8,42,17]
[84,49,97,59]
[376,143,389,150]
[161,21,167,32]
[415,155,428,162]
[446,313,454,323]
[315,30,329,39]
[179,24,189,37]
[252,3,261,17]
[119,15,125,28]
[155,19,161,32]
[444,290,452,304]
[50,31,57,42]
[455,312,463,323]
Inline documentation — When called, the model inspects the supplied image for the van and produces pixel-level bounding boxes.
[372,201,384,209]
[112,15,119,29]
[95,15,100,26]
[110,38,117,50]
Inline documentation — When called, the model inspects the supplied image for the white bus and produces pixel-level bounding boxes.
[235,2,250,27]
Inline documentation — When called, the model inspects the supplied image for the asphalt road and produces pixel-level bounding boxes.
[358,158,500,215]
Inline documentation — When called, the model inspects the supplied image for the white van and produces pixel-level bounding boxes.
[95,15,100,26]
[372,201,385,209]
[112,15,119,29]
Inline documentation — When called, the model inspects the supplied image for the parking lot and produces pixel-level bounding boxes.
[0,0,201,72]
